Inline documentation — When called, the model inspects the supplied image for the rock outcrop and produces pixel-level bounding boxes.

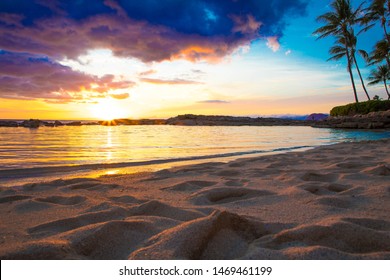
[21,119,41,128]
[0,120,19,127]
[306,113,328,121]
[312,110,390,129]
[166,114,309,126]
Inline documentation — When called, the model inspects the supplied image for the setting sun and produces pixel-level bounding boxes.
[89,98,129,120]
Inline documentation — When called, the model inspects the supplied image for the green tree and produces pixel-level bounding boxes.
[369,39,390,67]
[347,29,371,100]
[361,0,390,45]
[367,64,390,99]
[314,0,368,102]
[313,0,365,103]
[327,32,358,101]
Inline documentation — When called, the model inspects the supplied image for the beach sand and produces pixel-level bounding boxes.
[0,139,389,260]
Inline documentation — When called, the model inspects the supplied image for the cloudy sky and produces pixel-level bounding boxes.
[0,0,385,120]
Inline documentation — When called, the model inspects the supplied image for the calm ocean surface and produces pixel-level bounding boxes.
[1,125,389,171]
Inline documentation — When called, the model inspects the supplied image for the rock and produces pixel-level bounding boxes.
[0,120,19,127]
[21,119,41,128]
[65,121,82,126]
[312,110,390,129]
[54,120,64,126]
[305,113,328,121]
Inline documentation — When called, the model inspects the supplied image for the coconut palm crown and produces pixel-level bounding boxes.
[367,64,390,99]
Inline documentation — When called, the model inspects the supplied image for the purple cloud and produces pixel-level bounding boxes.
[0,0,307,62]
[0,51,134,102]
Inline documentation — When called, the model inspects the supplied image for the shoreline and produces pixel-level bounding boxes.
[0,144,313,186]
[0,139,389,259]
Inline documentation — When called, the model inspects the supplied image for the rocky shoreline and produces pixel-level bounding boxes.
[1,110,389,129]
[0,119,99,128]
[312,110,390,129]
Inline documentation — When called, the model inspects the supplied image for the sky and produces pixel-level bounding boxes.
[0,0,386,120]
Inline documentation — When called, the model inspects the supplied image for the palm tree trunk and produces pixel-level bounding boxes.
[346,49,359,103]
[353,55,370,100]
[382,19,390,46]
[384,79,390,100]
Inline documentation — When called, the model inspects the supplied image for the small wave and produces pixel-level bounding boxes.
[0,145,313,180]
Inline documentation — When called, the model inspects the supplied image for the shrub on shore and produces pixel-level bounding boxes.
[330,100,390,116]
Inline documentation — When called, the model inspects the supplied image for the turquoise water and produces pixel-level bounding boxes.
[1,125,389,172]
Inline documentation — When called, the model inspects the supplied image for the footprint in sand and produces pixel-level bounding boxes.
[342,217,390,231]
[14,200,53,213]
[35,195,87,205]
[65,182,119,191]
[189,187,275,205]
[28,207,129,236]
[66,219,164,259]
[267,217,390,255]
[299,183,351,196]
[0,195,31,204]
[312,196,352,209]
[128,200,205,221]
[161,180,218,192]
[334,161,372,169]
[216,170,242,177]
[301,172,338,183]
[363,164,390,176]
[224,179,250,187]
[109,195,143,204]
[228,162,246,168]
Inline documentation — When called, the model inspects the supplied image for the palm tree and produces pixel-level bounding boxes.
[313,0,365,102]
[346,29,371,100]
[327,33,358,102]
[367,64,390,99]
[361,0,390,45]
[370,39,390,67]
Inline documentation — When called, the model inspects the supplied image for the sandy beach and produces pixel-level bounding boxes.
[0,139,389,260]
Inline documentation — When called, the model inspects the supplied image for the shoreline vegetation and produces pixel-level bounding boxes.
[1,139,389,260]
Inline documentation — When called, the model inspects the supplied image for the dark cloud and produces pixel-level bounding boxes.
[0,51,134,102]
[140,77,201,85]
[0,0,308,62]
[198,100,229,103]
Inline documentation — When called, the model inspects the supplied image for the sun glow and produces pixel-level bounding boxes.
[89,98,129,120]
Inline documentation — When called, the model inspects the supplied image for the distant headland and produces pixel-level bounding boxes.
[0,114,327,128]
[1,110,390,129]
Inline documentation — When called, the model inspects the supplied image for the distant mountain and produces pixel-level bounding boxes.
[247,114,309,121]
[305,113,329,121]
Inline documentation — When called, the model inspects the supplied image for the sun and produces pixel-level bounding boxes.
[89,98,128,120]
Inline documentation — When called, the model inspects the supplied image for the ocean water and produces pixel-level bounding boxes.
[1,125,389,173]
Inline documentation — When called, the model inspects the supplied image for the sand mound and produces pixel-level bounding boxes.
[28,207,129,236]
[269,217,390,254]
[0,240,76,260]
[189,187,275,205]
[66,219,163,259]
[129,210,267,260]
